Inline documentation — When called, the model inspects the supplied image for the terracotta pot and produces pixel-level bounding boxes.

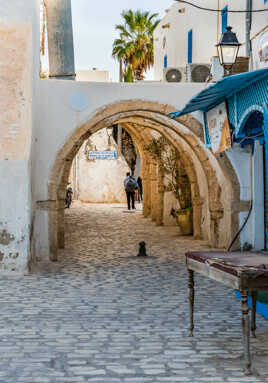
[175,209,193,235]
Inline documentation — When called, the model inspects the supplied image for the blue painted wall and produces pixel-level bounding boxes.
[236,291,268,320]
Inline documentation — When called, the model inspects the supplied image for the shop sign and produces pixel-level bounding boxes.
[258,31,268,62]
[206,102,231,154]
[89,150,117,160]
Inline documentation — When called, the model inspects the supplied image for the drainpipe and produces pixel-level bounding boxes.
[45,0,76,79]
[246,0,253,70]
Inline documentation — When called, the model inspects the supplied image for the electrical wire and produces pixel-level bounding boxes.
[235,132,263,145]
[175,0,268,13]
[227,201,253,251]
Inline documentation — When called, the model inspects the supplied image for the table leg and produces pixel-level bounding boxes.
[251,291,257,338]
[188,269,194,337]
[241,290,252,375]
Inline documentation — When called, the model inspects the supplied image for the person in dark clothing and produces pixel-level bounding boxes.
[65,184,73,208]
[137,176,143,202]
[124,172,138,210]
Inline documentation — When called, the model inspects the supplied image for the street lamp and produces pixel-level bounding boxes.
[106,126,114,149]
[216,26,241,75]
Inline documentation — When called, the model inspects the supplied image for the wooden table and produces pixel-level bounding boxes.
[185,251,268,375]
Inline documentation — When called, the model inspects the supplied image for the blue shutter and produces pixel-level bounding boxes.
[221,6,228,33]
[164,55,168,68]
[188,29,193,64]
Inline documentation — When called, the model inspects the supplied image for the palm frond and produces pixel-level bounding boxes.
[112,9,160,81]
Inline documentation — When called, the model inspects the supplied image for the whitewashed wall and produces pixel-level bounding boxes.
[0,0,39,274]
[154,0,268,81]
[70,130,129,203]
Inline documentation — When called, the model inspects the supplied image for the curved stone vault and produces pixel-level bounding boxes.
[45,100,243,262]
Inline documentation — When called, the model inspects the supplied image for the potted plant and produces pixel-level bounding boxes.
[170,207,193,235]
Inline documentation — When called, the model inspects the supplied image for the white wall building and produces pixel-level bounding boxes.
[76,69,111,82]
[70,130,130,204]
[154,0,268,81]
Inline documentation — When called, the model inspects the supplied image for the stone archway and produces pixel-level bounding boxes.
[47,100,241,261]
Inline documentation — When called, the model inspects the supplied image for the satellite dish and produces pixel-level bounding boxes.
[165,68,182,82]
[191,65,210,83]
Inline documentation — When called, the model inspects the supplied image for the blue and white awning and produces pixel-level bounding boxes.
[170,68,268,118]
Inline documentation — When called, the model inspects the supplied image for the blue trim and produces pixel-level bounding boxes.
[164,55,168,69]
[236,105,264,137]
[236,291,268,320]
[221,6,228,33]
[188,29,193,64]
[203,112,211,148]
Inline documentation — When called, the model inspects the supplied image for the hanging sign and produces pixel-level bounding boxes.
[88,150,117,160]
[206,102,231,154]
[258,31,268,62]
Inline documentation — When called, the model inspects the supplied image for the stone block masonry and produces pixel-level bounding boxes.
[3,203,265,382]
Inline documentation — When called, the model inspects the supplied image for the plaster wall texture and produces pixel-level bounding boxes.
[252,142,265,250]
[35,80,205,201]
[236,142,265,251]
[71,130,129,203]
[154,0,268,81]
[0,0,40,274]
[226,143,265,250]
[226,145,251,201]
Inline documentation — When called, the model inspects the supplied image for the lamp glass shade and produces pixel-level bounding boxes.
[218,45,239,66]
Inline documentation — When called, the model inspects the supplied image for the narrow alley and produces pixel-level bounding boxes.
[0,203,268,382]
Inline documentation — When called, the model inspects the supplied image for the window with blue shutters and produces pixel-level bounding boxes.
[188,29,192,64]
[221,6,228,33]
[164,55,168,68]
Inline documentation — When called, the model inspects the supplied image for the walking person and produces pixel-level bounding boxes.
[65,183,73,208]
[137,176,143,202]
[124,172,138,210]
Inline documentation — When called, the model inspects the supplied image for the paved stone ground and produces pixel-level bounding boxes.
[1,203,268,383]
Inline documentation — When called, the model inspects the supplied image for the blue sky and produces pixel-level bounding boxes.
[71,0,174,81]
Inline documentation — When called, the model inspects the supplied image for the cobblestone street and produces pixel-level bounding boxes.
[1,203,268,382]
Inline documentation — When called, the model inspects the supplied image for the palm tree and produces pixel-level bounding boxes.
[112,10,160,82]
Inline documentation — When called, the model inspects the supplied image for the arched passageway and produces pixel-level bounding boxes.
[47,100,241,262]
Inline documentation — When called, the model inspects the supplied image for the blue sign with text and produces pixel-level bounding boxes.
[89,151,117,160]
